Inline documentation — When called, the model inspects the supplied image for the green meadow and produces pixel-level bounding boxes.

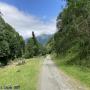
[0,57,42,90]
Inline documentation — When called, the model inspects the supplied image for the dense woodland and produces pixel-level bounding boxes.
[0,15,25,65]
[47,0,90,67]
[0,14,46,65]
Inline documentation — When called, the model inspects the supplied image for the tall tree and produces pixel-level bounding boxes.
[25,31,45,58]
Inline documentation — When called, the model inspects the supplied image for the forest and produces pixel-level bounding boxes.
[0,15,25,65]
[0,14,45,65]
[47,0,90,68]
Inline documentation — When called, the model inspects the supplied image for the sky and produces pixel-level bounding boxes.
[0,0,66,39]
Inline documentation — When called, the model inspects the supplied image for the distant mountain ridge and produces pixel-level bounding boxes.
[37,34,52,45]
[25,34,52,45]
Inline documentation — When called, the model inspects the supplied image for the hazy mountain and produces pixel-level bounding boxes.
[25,34,53,45]
[37,34,52,45]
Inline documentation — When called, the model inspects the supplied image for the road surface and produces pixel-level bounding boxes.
[38,55,87,90]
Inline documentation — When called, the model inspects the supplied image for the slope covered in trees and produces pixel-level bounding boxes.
[0,15,25,65]
[48,0,90,67]
[37,34,52,45]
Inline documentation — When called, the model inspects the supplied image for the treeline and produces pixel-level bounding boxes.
[47,0,90,67]
[0,15,25,65]
[0,15,46,65]
[24,32,46,59]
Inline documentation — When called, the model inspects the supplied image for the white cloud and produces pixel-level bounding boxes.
[0,2,56,39]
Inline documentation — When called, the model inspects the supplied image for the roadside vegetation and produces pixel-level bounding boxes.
[0,15,25,65]
[0,13,45,90]
[46,0,90,88]
[0,57,42,90]
[0,14,46,66]
[47,0,90,67]
[52,54,90,89]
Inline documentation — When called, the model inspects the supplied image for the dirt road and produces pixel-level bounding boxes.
[38,55,87,90]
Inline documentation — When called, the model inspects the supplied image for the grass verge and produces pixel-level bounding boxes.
[53,55,90,89]
[0,57,43,90]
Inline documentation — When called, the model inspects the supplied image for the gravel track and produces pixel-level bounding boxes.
[38,55,87,90]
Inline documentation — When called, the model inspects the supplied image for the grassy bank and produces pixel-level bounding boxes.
[53,54,90,89]
[0,57,43,90]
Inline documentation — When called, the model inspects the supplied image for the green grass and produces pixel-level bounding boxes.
[53,55,90,89]
[0,57,43,90]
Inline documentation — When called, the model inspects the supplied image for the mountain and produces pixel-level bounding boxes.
[25,34,53,45]
[36,34,52,45]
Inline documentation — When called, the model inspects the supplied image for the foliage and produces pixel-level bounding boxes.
[25,32,46,59]
[0,15,25,65]
[46,36,55,54]
[49,0,90,67]
[54,55,90,88]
